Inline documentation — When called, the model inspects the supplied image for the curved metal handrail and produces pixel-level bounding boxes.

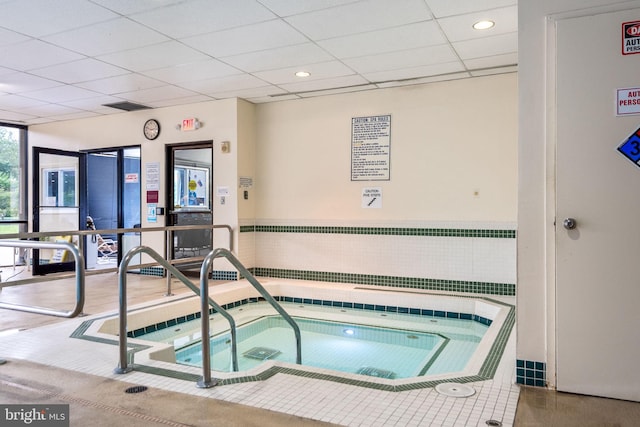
[114,246,238,376]
[0,240,85,317]
[197,248,302,388]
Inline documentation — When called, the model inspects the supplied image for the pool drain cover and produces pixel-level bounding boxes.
[435,382,475,398]
[356,366,396,379]
[243,347,281,360]
[125,385,148,394]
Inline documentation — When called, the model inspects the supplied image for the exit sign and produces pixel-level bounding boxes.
[181,118,196,131]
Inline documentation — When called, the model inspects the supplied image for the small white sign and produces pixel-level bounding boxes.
[125,173,138,183]
[147,203,157,223]
[362,187,382,208]
[617,87,640,115]
[216,186,230,196]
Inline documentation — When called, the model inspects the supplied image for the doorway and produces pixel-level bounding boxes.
[554,8,640,401]
[84,147,141,269]
[166,141,213,271]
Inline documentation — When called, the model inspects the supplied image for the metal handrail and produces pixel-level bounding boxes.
[0,240,85,317]
[197,248,302,388]
[114,246,239,376]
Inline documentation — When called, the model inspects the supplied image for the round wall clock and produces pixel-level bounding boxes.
[143,119,160,140]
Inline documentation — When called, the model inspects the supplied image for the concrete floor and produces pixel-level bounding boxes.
[1,266,639,426]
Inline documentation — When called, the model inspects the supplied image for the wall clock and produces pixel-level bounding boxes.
[143,119,160,140]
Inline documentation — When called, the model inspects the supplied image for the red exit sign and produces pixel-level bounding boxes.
[181,118,196,131]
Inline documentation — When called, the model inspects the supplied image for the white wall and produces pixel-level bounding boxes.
[29,98,240,259]
[255,73,517,222]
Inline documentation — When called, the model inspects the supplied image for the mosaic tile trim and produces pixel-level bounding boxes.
[243,225,515,238]
[71,293,514,391]
[211,270,238,281]
[127,295,493,339]
[139,266,164,277]
[516,359,546,388]
[254,268,515,296]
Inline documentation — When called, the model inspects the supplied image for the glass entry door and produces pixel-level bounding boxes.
[32,147,84,275]
[166,142,213,266]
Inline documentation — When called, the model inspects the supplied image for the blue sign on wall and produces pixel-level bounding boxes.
[617,127,640,165]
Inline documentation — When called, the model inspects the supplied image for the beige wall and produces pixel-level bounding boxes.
[255,73,517,222]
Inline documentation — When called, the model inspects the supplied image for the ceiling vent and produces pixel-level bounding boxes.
[102,101,152,111]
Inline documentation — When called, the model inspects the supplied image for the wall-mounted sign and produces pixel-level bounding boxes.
[622,20,640,55]
[361,187,382,208]
[145,162,159,190]
[616,126,640,167]
[351,115,391,181]
[147,203,157,223]
[125,173,138,183]
[617,87,640,115]
[180,117,201,131]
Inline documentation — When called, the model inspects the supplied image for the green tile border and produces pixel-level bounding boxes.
[71,292,514,392]
[241,225,515,238]
[254,268,515,296]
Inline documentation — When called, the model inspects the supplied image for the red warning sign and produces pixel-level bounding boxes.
[622,20,640,55]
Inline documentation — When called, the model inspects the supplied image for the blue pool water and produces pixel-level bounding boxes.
[135,301,489,379]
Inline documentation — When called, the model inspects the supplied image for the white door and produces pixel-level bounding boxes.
[555,9,640,401]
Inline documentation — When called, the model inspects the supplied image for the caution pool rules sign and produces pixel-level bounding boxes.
[622,20,640,55]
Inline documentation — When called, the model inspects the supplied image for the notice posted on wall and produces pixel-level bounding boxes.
[351,115,391,181]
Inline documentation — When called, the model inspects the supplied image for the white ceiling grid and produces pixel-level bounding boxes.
[0,0,517,125]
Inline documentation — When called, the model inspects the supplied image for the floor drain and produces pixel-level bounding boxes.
[435,382,476,398]
[486,420,503,427]
[125,385,148,394]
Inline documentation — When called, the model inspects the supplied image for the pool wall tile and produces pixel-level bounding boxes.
[516,359,546,387]
[233,220,516,296]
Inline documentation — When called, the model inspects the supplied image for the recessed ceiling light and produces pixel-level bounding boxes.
[473,20,495,30]
[295,71,311,78]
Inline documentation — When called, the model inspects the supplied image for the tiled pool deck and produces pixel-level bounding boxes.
[0,278,518,426]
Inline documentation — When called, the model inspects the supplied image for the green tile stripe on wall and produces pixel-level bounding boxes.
[254,267,515,296]
[242,225,515,238]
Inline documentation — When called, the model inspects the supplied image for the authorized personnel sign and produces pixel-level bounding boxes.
[616,87,640,115]
[622,20,640,55]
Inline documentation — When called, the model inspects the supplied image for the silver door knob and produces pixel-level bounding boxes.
[563,218,577,230]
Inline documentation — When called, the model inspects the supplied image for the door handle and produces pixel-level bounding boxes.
[563,218,577,230]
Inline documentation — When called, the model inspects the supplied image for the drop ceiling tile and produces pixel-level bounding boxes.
[362,61,466,83]
[48,111,101,122]
[76,73,165,95]
[221,43,334,73]
[29,59,129,84]
[97,41,209,72]
[182,19,308,58]
[318,21,444,59]
[208,85,287,100]
[437,6,517,42]
[0,27,30,47]
[143,60,240,84]
[452,32,517,60]
[278,74,369,93]
[0,39,85,71]
[343,44,458,74]
[59,95,127,111]
[0,73,63,93]
[0,109,38,123]
[425,0,517,18]
[43,17,170,57]
[257,0,359,17]
[463,52,518,70]
[247,94,299,103]
[145,94,214,108]
[129,0,276,39]
[470,65,517,76]
[90,0,185,15]
[252,61,355,85]
[117,85,201,103]
[179,73,269,94]
[376,72,471,88]
[21,85,101,103]
[0,0,118,37]
[285,0,431,40]
[296,83,378,98]
[0,94,48,109]
[20,103,84,117]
